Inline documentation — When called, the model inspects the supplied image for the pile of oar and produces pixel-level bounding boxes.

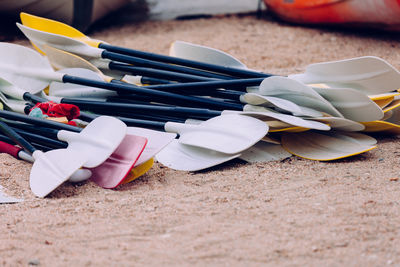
[1,12,400,198]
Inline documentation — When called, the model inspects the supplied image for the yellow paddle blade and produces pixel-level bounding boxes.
[281,131,377,161]
[122,158,154,184]
[20,12,101,47]
[383,99,400,113]
[269,126,310,133]
[361,121,400,134]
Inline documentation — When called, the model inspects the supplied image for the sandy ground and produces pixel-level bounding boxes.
[1,14,400,266]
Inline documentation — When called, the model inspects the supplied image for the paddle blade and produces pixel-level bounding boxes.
[239,142,291,163]
[122,158,154,184]
[166,114,268,154]
[58,116,127,168]
[170,40,248,69]
[258,76,343,118]
[20,12,102,47]
[126,127,176,166]
[30,149,85,198]
[290,56,400,94]
[0,42,52,94]
[313,86,384,122]
[90,134,147,189]
[281,131,377,161]
[156,140,240,171]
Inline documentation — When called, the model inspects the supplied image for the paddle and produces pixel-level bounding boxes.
[0,120,90,197]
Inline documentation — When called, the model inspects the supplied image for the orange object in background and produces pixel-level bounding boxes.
[264,0,400,31]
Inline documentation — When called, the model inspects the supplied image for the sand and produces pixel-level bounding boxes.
[1,14,400,266]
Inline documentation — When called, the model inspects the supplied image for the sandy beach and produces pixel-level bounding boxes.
[1,14,400,266]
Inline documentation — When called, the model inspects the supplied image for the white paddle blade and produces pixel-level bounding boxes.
[243,94,323,117]
[258,77,344,118]
[237,106,331,131]
[166,114,268,154]
[126,127,177,166]
[310,117,365,132]
[312,86,384,122]
[290,56,400,94]
[30,149,86,198]
[0,185,23,204]
[239,142,291,163]
[58,116,127,168]
[281,131,377,161]
[156,139,240,171]
[49,68,117,98]
[170,40,248,69]
[0,42,53,94]
[16,23,102,58]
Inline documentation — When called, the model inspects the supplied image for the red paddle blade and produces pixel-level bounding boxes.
[89,134,147,189]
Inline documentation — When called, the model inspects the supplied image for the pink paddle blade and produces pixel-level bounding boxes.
[89,134,148,189]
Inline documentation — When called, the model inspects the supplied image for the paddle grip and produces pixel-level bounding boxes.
[0,120,36,154]
[99,43,272,78]
[62,75,243,110]
[0,140,21,159]
[102,50,233,80]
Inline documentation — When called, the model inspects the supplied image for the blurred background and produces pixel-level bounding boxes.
[0,0,260,33]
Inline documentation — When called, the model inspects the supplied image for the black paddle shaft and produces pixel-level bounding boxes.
[0,109,80,133]
[101,50,234,80]
[109,62,218,83]
[0,120,36,154]
[99,43,273,79]
[62,75,243,111]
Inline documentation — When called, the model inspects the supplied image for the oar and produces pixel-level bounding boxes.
[17,23,235,80]
[170,41,400,94]
[0,120,90,197]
